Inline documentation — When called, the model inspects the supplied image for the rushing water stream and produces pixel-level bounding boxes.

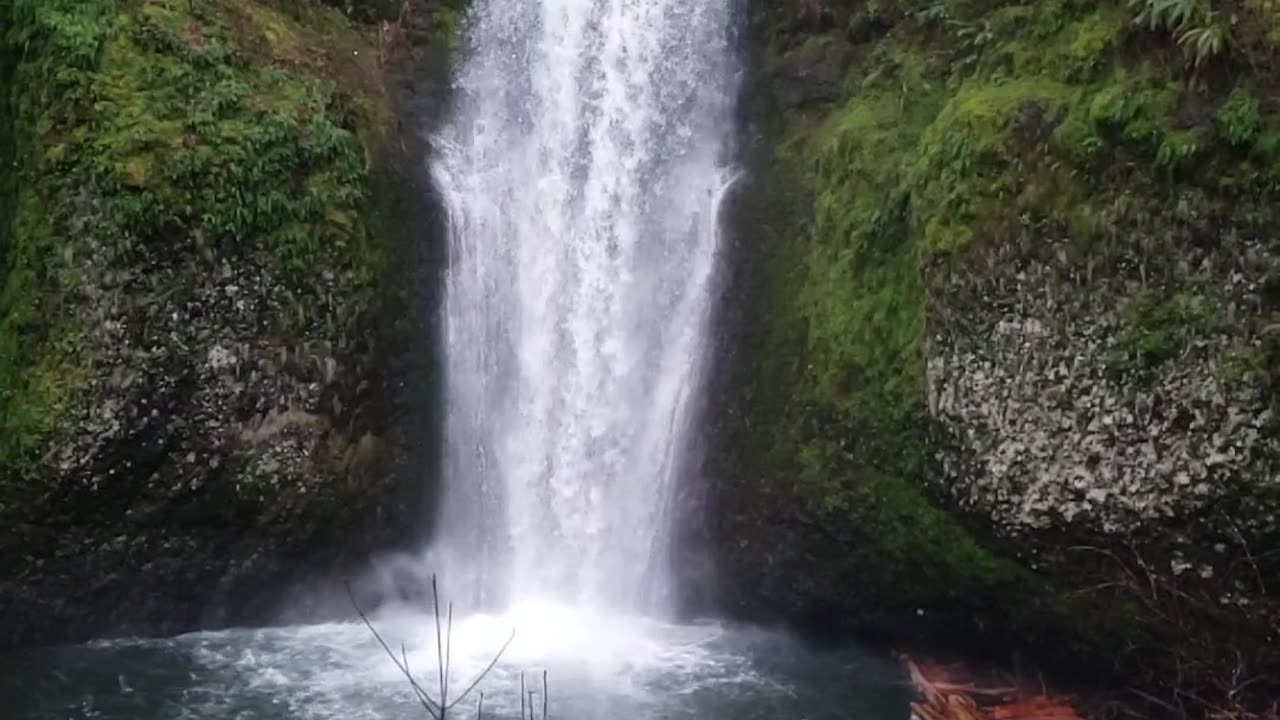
[427,0,739,609]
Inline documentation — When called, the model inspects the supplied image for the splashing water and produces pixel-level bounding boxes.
[4,615,911,720]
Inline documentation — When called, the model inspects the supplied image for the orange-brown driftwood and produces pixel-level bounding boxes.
[903,657,1084,720]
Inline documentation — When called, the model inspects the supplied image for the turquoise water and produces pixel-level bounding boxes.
[3,604,911,720]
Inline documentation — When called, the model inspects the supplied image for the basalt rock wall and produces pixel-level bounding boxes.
[706,0,1280,709]
[0,0,464,647]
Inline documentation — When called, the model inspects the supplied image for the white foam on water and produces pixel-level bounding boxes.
[61,604,913,720]
[140,605,787,720]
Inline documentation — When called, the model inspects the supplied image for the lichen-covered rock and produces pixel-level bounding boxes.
[0,0,457,647]
[929,234,1280,538]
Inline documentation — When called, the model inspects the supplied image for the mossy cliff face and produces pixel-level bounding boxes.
[709,0,1279,705]
[0,0,459,647]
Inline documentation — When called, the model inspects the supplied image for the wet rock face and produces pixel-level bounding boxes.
[50,242,344,493]
[772,46,844,109]
[0,229,408,647]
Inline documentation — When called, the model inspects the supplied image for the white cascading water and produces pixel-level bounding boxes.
[427,0,739,613]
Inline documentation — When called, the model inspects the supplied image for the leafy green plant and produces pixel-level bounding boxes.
[1216,89,1261,146]
[1108,290,1216,375]
[1155,129,1204,167]
[1132,0,1202,31]
[1129,0,1230,67]
[951,18,997,71]
[1177,14,1228,67]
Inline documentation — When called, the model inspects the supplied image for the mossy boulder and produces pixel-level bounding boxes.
[0,0,458,647]
[708,0,1280,709]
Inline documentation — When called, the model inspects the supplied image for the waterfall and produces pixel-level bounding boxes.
[427,0,738,614]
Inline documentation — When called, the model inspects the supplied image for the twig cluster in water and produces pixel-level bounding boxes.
[517,670,549,720]
[345,576,521,719]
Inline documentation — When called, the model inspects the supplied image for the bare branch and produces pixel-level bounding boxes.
[1223,514,1268,595]
[347,576,518,718]
[443,626,516,710]
[434,576,447,716]
[344,581,443,718]
[446,602,454,710]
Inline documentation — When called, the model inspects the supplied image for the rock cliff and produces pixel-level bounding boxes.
[0,0,460,647]
[707,0,1279,709]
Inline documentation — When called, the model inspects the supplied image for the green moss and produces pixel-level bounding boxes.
[0,1,113,495]
[430,4,468,50]
[0,0,393,487]
[914,77,1074,253]
[1107,290,1217,376]
[95,2,381,278]
[1060,7,1127,79]
[790,45,942,481]
[1089,75,1174,137]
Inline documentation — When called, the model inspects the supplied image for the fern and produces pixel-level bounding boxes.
[1177,18,1228,67]
[1129,0,1229,67]
[1216,90,1261,146]
[1130,0,1201,31]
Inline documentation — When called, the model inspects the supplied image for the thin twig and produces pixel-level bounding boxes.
[344,582,443,717]
[446,602,454,710]
[1130,686,1186,717]
[444,628,516,711]
[348,576,515,717]
[402,644,436,711]
[1223,515,1268,595]
[434,576,447,716]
